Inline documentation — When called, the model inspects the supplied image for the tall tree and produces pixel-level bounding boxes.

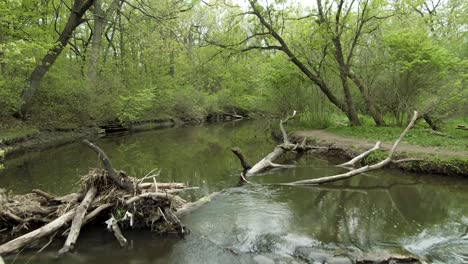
[242,0,361,125]
[315,0,387,126]
[19,0,95,117]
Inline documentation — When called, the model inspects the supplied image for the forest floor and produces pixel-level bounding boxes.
[292,129,468,159]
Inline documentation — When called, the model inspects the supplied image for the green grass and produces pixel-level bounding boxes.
[326,118,468,152]
[291,112,468,152]
[0,126,40,145]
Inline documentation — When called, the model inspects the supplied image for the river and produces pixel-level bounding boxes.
[1,120,467,263]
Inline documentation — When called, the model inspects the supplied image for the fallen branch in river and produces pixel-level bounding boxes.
[232,111,422,186]
[231,111,313,179]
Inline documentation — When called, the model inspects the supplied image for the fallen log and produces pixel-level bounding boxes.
[231,111,309,178]
[175,192,221,218]
[58,185,97,255]
[285,111,421,186]
[111,221,127,247]
[0,209,76,255]
[232,111,423,186]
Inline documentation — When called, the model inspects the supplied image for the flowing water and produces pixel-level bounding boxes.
[1,120,467,263]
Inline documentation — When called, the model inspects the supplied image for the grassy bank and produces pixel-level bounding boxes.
[0,126,40,145]
[326,118,468,152]
[291,115,468,177]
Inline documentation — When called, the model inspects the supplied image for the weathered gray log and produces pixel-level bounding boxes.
[58,186,97,255]
[31,189,55,200]
[337,141,381,167]
[62,203,113,237]
[139,182,186,190]
[175,192,221,217]
[232,111,300,177]
[83,140,138,193]
[287,111,420,186]
[111,222,127,247]
[0,209,76,256]
[125,192,178,205]
[1,211,24,223]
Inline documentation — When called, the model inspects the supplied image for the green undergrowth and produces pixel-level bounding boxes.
[326,118,468,152]
[359,150,468,177]
[0,126,39,145]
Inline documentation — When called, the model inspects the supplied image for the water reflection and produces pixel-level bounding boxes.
[1,120,467,263]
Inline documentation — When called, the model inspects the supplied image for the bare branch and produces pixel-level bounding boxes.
[280,110,297,144]
[285,111,420,186]
[338,141,381,167]
[241,45,282,52]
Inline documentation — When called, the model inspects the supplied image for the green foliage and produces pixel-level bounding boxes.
[117,87,156,124]
[0,0,465,131]
[0,126,39,145]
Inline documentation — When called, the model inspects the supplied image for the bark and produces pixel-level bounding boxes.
[0,27,5,75]
[316,0,385,126]
[125,192,178,205]
[138,182,186,190]
[88,0,105,82]
[19,0,95,117]
[31,189,56,200]
[0,209,76,255]
[348,71,386,126]
[338,141,381,168]
[58,186,97,255]
[422,113,439,131]
[83,139,138,193]
[62,203,113,236]
[333,38,361,126]
[175,192,221,217]
[231,111,306,177]
[111,222,127,247]
[231,147,252,174]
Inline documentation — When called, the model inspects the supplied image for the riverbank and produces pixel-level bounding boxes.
[290,130,468,177]
[0,113,249,160]
[0,120,174,160]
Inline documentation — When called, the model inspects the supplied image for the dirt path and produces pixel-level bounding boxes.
[291,130,468,159]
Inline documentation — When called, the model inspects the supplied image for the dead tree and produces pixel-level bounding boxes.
[286,111,420,186]
[232,111,421,186]
[231,111,312,180]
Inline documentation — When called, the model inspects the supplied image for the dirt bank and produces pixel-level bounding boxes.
[290,130,468,177]
[1,128,104,159]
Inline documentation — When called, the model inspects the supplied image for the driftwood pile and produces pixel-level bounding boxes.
[0,140,212,257]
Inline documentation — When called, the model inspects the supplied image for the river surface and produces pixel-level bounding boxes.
[1,120,467,263]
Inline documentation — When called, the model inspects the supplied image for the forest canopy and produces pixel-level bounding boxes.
[0,0,466,128]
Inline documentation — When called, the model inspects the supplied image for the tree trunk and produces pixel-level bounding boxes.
[247,0,351,120]
[348,71,386,126]
[88,0,105,83]
[18,0,95,117]
[0,27,5,75]
[333,38,361,126]
[422,113,439,131]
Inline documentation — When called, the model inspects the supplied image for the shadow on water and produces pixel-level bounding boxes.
[1,120,467,263]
